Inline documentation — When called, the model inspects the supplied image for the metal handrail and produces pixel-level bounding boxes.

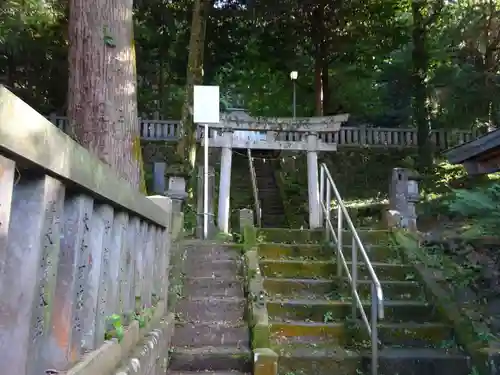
[319,162,384,375]
[248,149,262,227]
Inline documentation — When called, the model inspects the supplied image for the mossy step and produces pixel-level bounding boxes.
[274,346,469,375]
[273,342,360,375]
[258,243,401,263]
[353,322,457,349]
[270,321,455,348]
[360,347,470,375]
[263,278,423,301]
[341,229,390,244]
[260,259,416,281]
[257,228,324,244]
[267,299,437,323]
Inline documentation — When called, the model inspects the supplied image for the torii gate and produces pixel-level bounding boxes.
[203,111,349,233]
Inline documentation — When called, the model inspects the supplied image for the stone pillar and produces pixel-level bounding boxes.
[218,130,233,234]
[196,165,216,239]
[388,168,420,231]
[152,162,167,194]
[239,208,254,230]
[147,195,173,305]
[166,176,187,214]
[254,348,279,375]
[306,132,321,229]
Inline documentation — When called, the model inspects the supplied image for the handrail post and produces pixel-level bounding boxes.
[319,166,325,227]
[351,236,357,319]
[336,205,343,277]
[371,283,379,375]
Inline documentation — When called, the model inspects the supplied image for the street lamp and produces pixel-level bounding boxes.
[290,71,298,119]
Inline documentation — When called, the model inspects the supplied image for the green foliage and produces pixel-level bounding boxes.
[448,184,500,237]
[133,299,154,328]
[3,0,500,157]
[104,313,124,341]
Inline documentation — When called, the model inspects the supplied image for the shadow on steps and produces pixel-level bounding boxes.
[167,241,251,375]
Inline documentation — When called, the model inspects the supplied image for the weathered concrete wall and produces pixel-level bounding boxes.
[0,85,179,375]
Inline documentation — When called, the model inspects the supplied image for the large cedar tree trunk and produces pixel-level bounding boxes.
[177,0,211,174]
[67,0,143,189]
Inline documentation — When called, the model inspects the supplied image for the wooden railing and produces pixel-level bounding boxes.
[48,114,480,150]
[1,87,178,375]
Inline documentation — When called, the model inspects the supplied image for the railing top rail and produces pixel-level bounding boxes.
[320,162,384,317]
[0,85,168,228]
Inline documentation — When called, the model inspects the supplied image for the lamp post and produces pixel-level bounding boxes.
[290,71,298,119]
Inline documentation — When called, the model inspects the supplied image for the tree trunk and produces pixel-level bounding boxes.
[411,0,432,172]
[312,5,325,116]
[321,50,330,115]
[67,0,143,189]
[177,0,211,173]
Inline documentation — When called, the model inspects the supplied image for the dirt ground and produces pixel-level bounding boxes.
[418,215,500,339]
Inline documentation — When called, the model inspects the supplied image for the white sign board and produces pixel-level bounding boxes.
[193,85,220,124]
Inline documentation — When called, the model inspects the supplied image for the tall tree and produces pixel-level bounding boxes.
[67,0,144,189]
[177,0,212,175]
[411,0,444,172]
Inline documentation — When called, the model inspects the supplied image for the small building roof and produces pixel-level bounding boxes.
[444,128,500,164]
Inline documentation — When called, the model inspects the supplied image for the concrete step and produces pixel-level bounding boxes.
[261,216,287,223]
[184,259,241,279]
[341,229,390,245]
[362,347,470,375]
[185,244,241,261]
[260,259,416,281]
[267,299,437,323]
[172,322,249,348]
[261,211,285,216]
[270,321,455,348]
[175,297,245,324]
[184,278,244,298]
[168,346,252,372]
[275,343,360,375]
[263,278,423,301]
[258,243,402,263]
[271,343,469,375]
[257,228,324,244]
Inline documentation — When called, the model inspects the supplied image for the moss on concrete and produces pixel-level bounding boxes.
[266,299,436,323]
[244,249,272,349]
[243,225,257,252]
[254,347,279,375]
[259,258,414,280]
[270,321,347,341]
[257,228,324,244]
[258,243,331,260]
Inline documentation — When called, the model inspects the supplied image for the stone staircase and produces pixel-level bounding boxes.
[252,151,287,228]
[231,151,255,231]
[168,241,251,375]
[256,227,471,375]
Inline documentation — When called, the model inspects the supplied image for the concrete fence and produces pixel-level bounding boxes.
[47,113,481,150]
[0,85,179,375]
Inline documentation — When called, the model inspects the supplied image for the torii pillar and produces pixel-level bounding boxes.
[306,131,321,229]
[217,129,233,233]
